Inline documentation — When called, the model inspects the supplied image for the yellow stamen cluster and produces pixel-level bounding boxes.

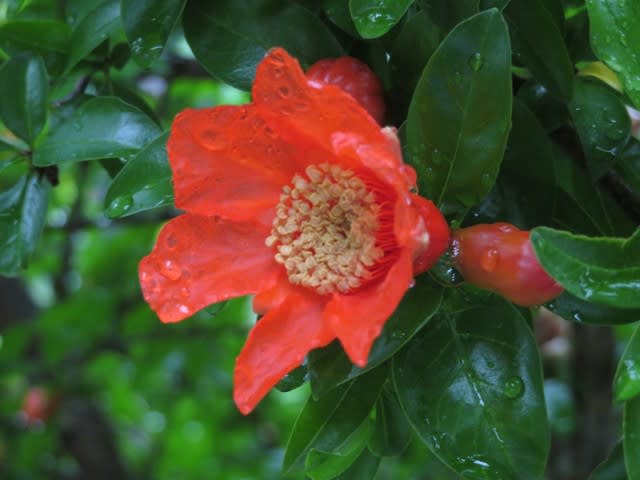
[266,163,383,294]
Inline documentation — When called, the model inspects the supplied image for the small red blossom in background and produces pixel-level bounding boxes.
[21,387,57,425]
[306,56,385,124]
[139,48,449,415]
[452,223,564,306]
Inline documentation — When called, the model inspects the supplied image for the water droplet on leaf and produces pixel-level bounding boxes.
[503,376,525,399]
[106,195,133,218]
[468,52,484,71]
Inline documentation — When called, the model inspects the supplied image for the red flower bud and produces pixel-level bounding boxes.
[306,56,385,124]
[21,387,57,425]
[452,223,563,306]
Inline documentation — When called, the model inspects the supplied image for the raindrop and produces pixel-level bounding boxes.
[503,376,525,399]
[454,71,464,86]
[160,259,182,281]
[480,172,493,188]
[431,148,445,165]
[468,52,484,71]
[106,195,133,218]
[572,311,583,322]
[408,278,416,288]
[180,287,190,298]
[197,129,228,151]
[480,248,499,272]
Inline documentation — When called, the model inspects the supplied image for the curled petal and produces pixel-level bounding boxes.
[411,194,451,274]
[234,292,333,415]
[139,215,280,323]
[169,105,325,221]
[253,48,401,173]
[323,250,414,367]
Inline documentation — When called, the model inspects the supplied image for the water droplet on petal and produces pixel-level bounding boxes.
[177,304,191,315]
[180,287,190,298]
[503,376,525,399]
[160,259,182,281]
[480,248,499,272]
[106,195,133,218]
[468,52,484,71]
[197,129,228,151]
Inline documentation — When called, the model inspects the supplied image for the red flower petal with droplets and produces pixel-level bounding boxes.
[139,48,450,415]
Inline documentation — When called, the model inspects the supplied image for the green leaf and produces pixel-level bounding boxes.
[368,388,412,457]
[416,0,480,33]
[305,420,373,480]
[33,97,162,166]
[65,0,121,73]
[283,366,387,475]
[547,291,640,325]
[333,449,381,480]
[624,396,640,479]
[182,0,343,91]
[307,278,443,396]
[323,0,358,36]
[0,172,50,275]
[406,9,511,218]
[516,80,569,132]
[615,325,640,402]
[544,379,576,436]
[617,139,640,196]
[504,0,573,101]
[531,227,640,309]
[349,0,414,39]
[0,55,48,146]
[104,132,172,218]
[569,78,631,179]
[121,0,186,68]
[587,0,640,109]
[392,294,549,479]
[589,442,627,480]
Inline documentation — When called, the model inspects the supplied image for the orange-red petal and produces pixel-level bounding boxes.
[323,249,414,367]
[168,104,325,221]
[234,291,333,415]
[139,214,280,323]
[411,194,451,274]
[252,48,401,175]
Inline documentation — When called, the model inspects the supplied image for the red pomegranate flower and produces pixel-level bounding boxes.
[139,48,449,415]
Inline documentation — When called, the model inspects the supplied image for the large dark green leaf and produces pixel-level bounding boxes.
[393,294,549,479]
[0,172,50,276]
[333,449,381,480]
[416,0,480,33]
[121,0,186,67]
[182,0,343,91]
[283,367,387,476]
[0,55,48,146]
[33,97,162,166]
[589,442,627,480]
[64,0,121,73]
[587,0,640,109]
[615,325,640,402]
[516,80,569,132]
[531,227,640,309]
[505,0,573,101]
[547,291,640,325]
[104,132,172,218]
[617,138,640,196]
[624,396,640,479]
[569,78,631,179]
[368,388,412,457]
[406,9,511,218]
[349,0,414,39]
[307,278,443,396]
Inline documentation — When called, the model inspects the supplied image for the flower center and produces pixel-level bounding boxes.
[265,163,384,294]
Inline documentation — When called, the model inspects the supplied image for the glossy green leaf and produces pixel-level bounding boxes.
[333,449,381,480]
[531,227,640,309]
[624,396,640,479]
[547,291,640,325]
[589,442,627,480]
[33,97,162,166]
[283,366,387,475]
[65,0,121,73]
[393,294,549,479]
[416,0,480,33]
[614,325,640,402]
[516,80,569,132]
[121,0,186,68]
[323,0,358,36]
[0,172,50,275]
[505,0,573,101]
[617,138,640,196]
[182,0,343,91]
[406,9,511,218]
[368,388,412,457]
[305,420,373,480]
[0,55,48,146]
[104,132,172,218]
[307,278,443,396]
[349,0,414,39]
[569,78,631,179]
[587,0,640,109]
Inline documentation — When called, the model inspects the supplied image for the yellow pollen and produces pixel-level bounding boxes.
[267,163,383,294]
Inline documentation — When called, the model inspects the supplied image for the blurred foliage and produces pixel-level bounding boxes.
[0,0,639,479]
